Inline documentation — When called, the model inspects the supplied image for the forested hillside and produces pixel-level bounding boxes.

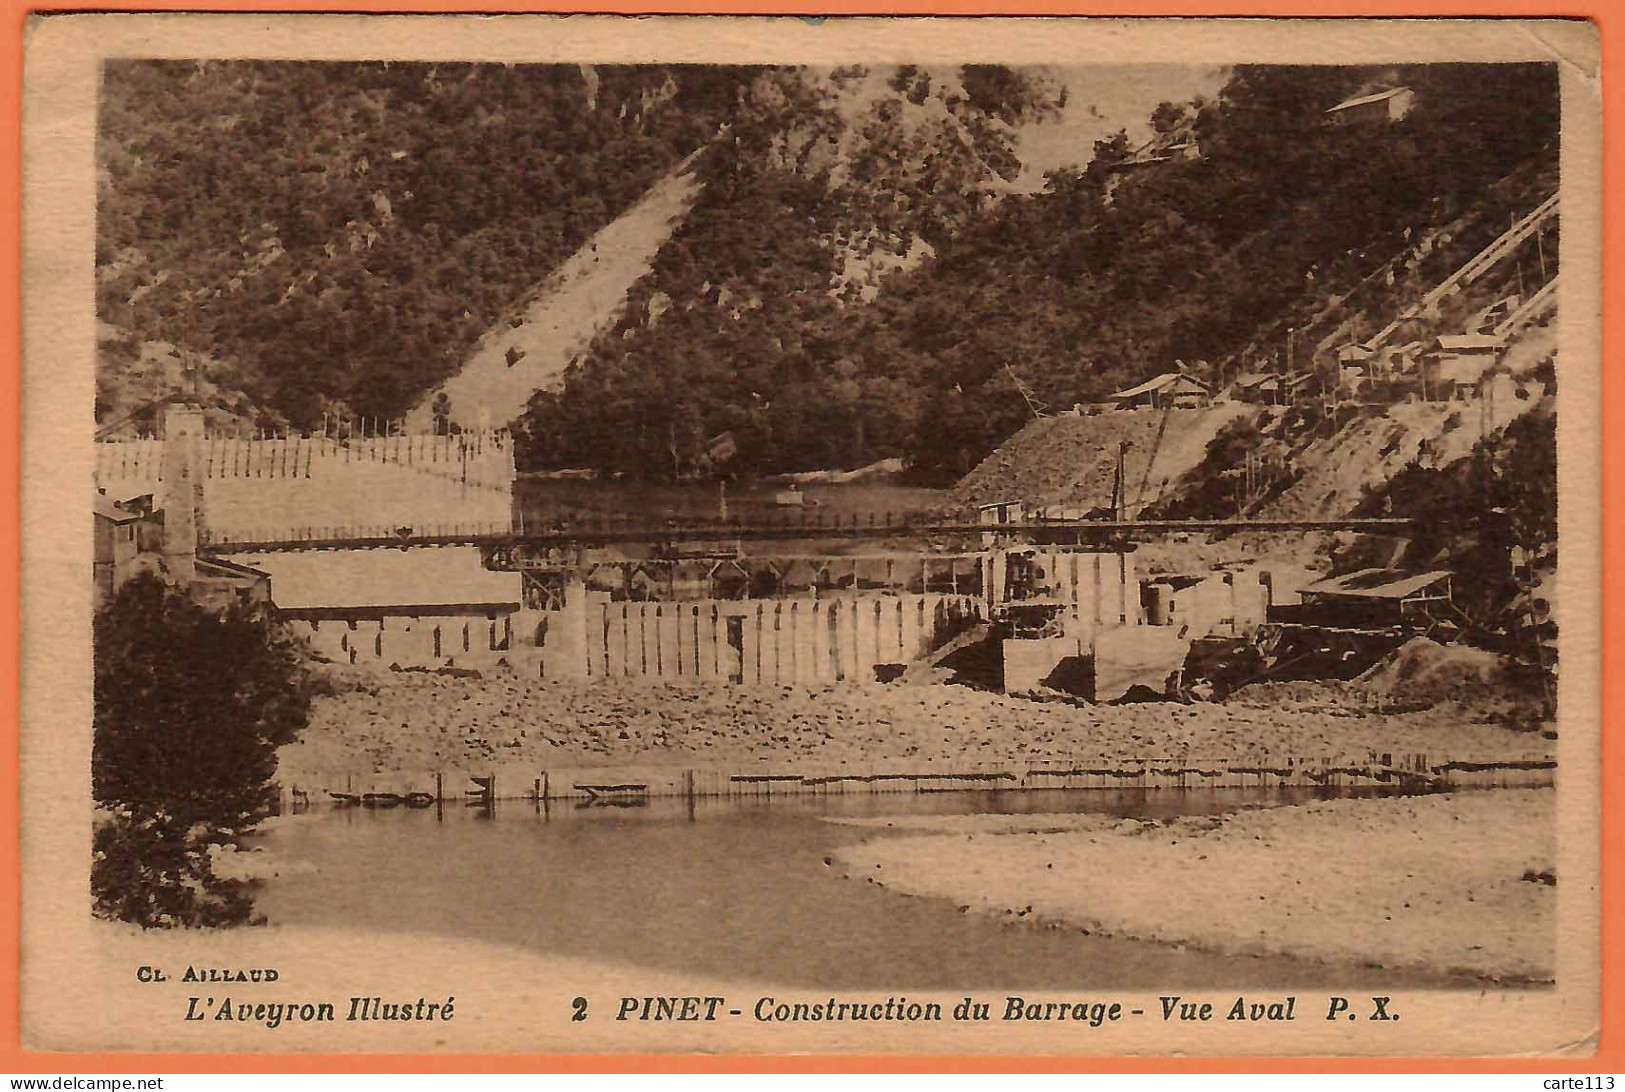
[514,63,1066,476]
[520,63,1558,480]
[96,60,756,429]
[98,61,1558,484]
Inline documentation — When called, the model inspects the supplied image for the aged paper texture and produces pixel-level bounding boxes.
[20,13,1602,1057]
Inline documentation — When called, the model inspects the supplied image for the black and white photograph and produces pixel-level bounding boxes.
[19,14,1602,1058]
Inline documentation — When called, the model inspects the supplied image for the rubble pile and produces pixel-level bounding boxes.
[280,662,1554,785]
[1359,637,1530,708]
[949,405,1247,512]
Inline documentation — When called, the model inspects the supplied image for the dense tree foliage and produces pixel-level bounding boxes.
[1353,385,1558,612]
[98,60,759,427]
[94,575,310,823]
[522,63,1558,480]
[99,61,1558,482]
[92,574,312,926]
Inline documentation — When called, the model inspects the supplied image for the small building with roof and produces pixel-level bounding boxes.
[1336,342,1376,369]
[1423,332,1504,399]
[1381,340,1426,375]
[1292,568,1453,628]
[1231,371,1285,405]
[1326,87,1417,126]
[95,488,270,612]
[229,546,523,668]
[1108,372,1211,410]
[94,492,154,610]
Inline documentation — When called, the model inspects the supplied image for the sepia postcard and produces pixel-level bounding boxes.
[18,12,1604,1059]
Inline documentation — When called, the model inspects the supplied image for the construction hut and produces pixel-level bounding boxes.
[1380,340,1426,376]
[1337,342,1376,371]
[188,557,273,615]
[1108,372,1210,410]
[978,500,1026,547]
[1231,372,1284,405]
[1142,574,1208,632]
[93,493,155,610]
[1337,343,1376,398]
[1283,371,1318,404]
[231,546,524,668]
[1326,87,1416,126]
[626,565,666,602]
[1469,294,1523,334]
[702,430,739,468]
[95,489,270,613]
[1293,568,1453,628]
[1423,333,1503,400]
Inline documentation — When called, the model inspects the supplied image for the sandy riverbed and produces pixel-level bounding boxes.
[276,663,1553,790]
[831,788,1556,982]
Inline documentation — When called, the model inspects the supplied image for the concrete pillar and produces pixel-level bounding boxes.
[815,601,834,682]
[886,598,904,663]
[856,599,875,675]
[608,604,629,675]
[903,595,925,660]
[768,604,784,685]
[1069,554,1081,629]
[1093,554,1106,628]
[742,606,759,685]
[1118,552,1129,624]
[711,604,724,679]
[658,604,681,678]
[639,604,657,677]
[1148,583,1174,626]
[1131,562,1143,627]
[842,599,861,681]
[786,603,798,684]
[689,604,705,677]
[546,575,592,680]
[160,404,205,587]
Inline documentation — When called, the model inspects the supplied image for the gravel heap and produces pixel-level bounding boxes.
[833,788,1557,982]
[1359,637,1532,707]
[950,405,1248,511]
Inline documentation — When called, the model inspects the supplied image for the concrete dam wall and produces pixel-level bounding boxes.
[574,593,985,686]
[95,430,515,542]
[287,589,986,687]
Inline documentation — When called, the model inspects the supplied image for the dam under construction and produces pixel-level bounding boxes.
[96,405,1422,706]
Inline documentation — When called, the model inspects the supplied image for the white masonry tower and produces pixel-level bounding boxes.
[159,403,206,588]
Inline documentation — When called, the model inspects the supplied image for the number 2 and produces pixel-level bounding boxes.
[571,996,589,1022]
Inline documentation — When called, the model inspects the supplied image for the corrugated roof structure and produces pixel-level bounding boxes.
[228,547,520,612]
[94,494,144,524]
[1109,372,1209,400]
[1233,372,1281,388]
[1300,568,1451,600]
[1326,87,1413,113]
[1433,333,1505,352]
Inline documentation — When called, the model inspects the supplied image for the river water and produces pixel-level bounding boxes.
[257,787,1478,991]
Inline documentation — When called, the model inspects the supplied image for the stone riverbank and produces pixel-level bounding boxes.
[277,664,1554,794]
[830,788,1556,982]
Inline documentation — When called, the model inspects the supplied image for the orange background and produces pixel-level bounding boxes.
[0,0,1615,1073]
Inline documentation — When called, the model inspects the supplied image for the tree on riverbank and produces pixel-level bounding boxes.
[92,573,313,927]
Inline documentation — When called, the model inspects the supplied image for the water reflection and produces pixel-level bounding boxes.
[259,786,1474,992]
